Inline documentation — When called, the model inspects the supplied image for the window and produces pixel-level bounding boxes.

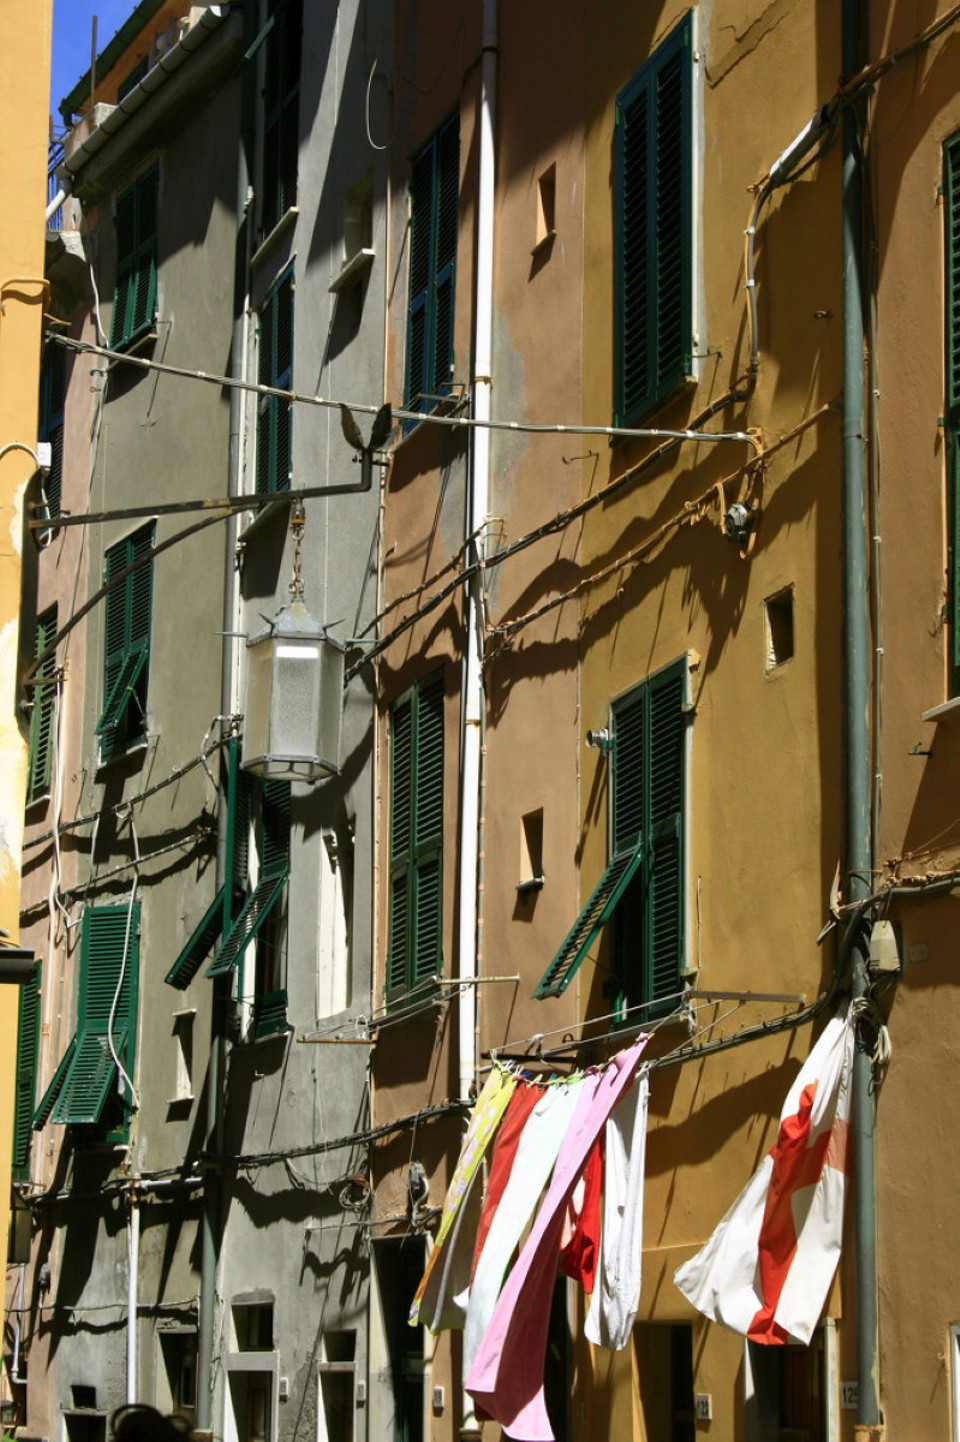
[374,1240,426,1442]
[261,0,302,237]
[257,268,294,494]
[203,762,291,1041]
[614,12,695,425]
[38,339,65,523]
[635,1325,695,1442]
[536,658,687,1017]
[405,115,459,415]
[111,166,159,349]
[12,962,41,1180]
[26,605,58,806]
[945,132,960,696]
[97,523,154,763]
[387,671,444,997]
[34,904,140,1130]
[745,1332,828,1442]
[318,1331,356,1442]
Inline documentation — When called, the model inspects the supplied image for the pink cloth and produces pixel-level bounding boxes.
[466,1036,648,1441]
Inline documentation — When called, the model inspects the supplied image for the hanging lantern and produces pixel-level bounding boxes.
[242,600,345,782]
[241,503,345,782]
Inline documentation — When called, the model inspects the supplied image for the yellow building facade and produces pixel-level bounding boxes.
[0,0,52,1266]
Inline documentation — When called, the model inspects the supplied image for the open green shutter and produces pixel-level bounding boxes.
[33,1035,77,1129]
[98,524,153,758]
[534,846,645,1000]
[12,964,41,1176]
[257,271,294,494]
[166,884,227,988]
[205,871,289,978]
[261,780,291,877]
[44,905,140,1126]
[405,116,459,414]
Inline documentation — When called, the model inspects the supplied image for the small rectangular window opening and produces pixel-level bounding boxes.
[518,809,545,892]
[534,164,556,252]
[235,1301,274,1352]
[171,1011,194,1103]
[764,587,795,671]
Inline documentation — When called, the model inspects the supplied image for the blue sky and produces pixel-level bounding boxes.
[51,0,139,121]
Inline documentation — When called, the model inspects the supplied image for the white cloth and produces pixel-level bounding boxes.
[585,1069,649,1349]
[463,1077,584,1375]
[674,1011,854,1345]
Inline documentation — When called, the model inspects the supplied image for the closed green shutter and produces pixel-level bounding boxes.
[27,606,58,805]
[44,905,140,1127]
[12,963,41,1178]
[614,13,693,425]
[642,664,685,1005]
[945,134,960,693]
[261,0,302,235]
[535,659,687,1012]
[111,167,158,349]
[405,116,459,414]
[387,671,444,996]
[97,524,154,760]
[257,270,294,495]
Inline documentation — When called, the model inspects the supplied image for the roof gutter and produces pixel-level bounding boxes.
[63,5,241,196]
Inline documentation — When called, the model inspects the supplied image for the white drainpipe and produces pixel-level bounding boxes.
[127,1188,140,1404]
[458,5,496,1436]
[458,0,497,1109]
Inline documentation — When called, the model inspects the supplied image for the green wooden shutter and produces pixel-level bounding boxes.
[643,664,685,1004]
[945,135,960,691]
[262,0,302,234]
[405,148,434,410]
[27,606,58,805]
[50,905,140,1125]
[412,673,444,983]
[257,270,294,495]
[405,117,459,414]
[165,885,227,989]
[130,167,159,337]
[387,695,413,993]
[206,872,288,977]
[387,672,444,996]
[260,780,291,878]
[534,846,645,1000]
[111,168,158,348]
[12,963,41,1178]
[615,13,692,425]
[98,524,154,759]
[432,116,459,398]
[112,184,136,345]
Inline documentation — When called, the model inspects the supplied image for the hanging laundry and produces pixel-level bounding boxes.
[464,1076,584,1372]
[584,1068,648,1349]
[466,1035,649,1442]
[470,1079,546,1282]
[409,1064,518,1331]
[674,1010,854,1345]
[558,1134,603,1294]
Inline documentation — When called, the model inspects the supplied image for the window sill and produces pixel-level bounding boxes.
[108,327,159,365]
[251,207,298,270]
[396,388,469,443]
[96,735,150,772]
[329,247,375,294]
[921,696,960,723]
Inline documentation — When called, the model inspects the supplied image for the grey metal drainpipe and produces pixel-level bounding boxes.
[841,0,881,1430]
[196,0,257,1429]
